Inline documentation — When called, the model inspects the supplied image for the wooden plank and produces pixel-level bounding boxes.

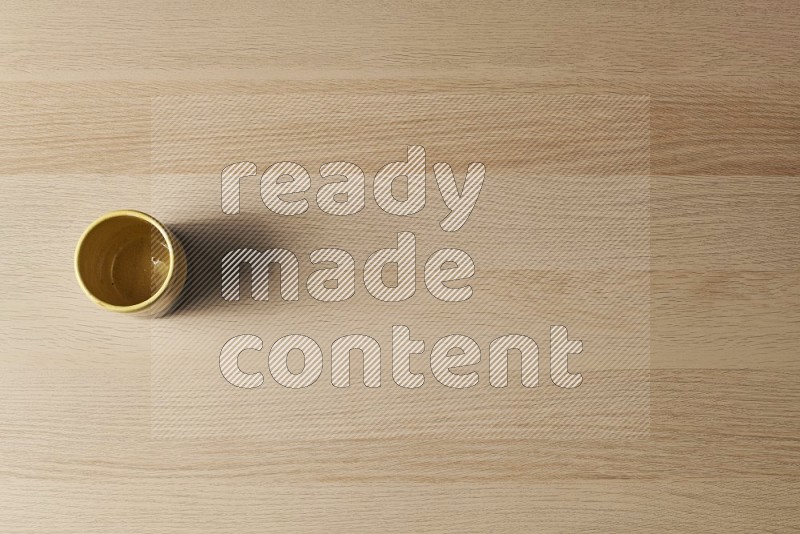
[2,83,798,177]
[1,479,798,532]
[1,1,798,84]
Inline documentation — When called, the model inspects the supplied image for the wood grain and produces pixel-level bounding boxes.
[1,0,799,531]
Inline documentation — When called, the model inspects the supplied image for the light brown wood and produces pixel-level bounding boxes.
[1,1,799,531]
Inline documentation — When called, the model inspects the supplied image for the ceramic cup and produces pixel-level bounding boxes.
[75,210,187,317]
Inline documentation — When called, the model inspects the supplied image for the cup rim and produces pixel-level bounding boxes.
[74,209,176,313]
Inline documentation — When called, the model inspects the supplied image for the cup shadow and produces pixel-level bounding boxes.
[166,217,279,317]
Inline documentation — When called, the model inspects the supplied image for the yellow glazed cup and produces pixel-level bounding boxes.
[75,210,187,317]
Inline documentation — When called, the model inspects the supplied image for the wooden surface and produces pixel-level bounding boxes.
[1,1,799,531]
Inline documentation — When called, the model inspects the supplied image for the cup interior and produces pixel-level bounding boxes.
[76,214,172,308]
